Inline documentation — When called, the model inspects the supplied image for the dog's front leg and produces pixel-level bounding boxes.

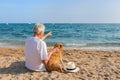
[60,52,65,67]
[58,64,64,72]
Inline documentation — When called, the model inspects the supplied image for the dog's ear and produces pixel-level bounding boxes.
[59,44,63,49]
[54,43,63,49]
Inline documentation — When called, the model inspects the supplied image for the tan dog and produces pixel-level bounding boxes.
[45,43,64,72]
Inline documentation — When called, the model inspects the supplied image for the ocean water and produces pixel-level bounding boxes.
[0,23,120,50]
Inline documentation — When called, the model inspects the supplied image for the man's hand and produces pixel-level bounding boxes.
[42,47,59,65]
[46,32,52,37]
[42,32,52,40]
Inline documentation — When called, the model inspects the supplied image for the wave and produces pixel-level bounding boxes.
[64,43,120,50]
[65,43,87,47]
[65,43,120,47]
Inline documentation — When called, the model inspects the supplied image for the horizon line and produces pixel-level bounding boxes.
[0,22,120,24]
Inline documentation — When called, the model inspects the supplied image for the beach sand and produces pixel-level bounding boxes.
[0,47,120,80]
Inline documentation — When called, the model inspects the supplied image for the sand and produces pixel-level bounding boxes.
[0,47,120,80]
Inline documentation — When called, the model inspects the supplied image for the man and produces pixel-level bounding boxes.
[25,23,58,71]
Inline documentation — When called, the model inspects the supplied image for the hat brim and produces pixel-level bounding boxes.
[63,66,80,73]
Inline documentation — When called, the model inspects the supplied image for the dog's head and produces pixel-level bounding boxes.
[54,43,63,50]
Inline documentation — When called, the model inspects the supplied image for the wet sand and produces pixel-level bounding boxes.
[0,47,120,80]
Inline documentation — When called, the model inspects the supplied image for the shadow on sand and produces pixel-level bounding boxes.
[0,61,32,74]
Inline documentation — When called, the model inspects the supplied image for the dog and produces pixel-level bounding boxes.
[45,43,64,72]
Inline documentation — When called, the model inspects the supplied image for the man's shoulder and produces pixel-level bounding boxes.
[26,37,46,45]
[33,37,46,45]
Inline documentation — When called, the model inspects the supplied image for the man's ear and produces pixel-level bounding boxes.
[39,31,42,34]
[39,31,44,35]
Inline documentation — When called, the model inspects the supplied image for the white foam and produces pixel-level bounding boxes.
[67,46,120,51]
[66,43,87,47]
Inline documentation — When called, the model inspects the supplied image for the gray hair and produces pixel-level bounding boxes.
[33,23,45,34]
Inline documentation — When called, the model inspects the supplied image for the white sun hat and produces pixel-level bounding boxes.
[64,62,80,73]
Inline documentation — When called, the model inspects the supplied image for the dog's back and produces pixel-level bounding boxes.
[46,43,63,72]
[48,51,61,64]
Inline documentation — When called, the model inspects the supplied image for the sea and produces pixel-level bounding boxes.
[0,23,120,50]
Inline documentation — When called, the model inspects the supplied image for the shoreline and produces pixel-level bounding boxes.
[1,40,120,51]
[0,45,120,51]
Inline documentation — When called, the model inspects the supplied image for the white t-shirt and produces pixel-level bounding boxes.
[25,37,48,71]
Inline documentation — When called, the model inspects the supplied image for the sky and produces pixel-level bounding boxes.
[0,0,120,23]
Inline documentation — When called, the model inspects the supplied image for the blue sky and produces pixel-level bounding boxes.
[0,0,120,23]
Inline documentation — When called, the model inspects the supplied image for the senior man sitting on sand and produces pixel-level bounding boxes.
[25,23,58,71]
